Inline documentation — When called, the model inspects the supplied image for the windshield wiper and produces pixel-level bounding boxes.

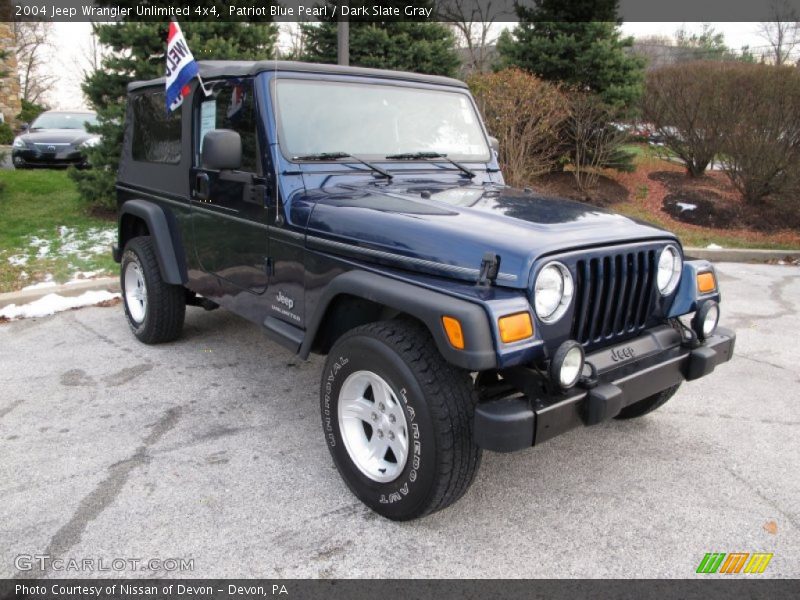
[292,152,392,180]
[385,152,476,179]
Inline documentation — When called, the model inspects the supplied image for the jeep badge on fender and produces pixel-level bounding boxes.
[113,61,735,521]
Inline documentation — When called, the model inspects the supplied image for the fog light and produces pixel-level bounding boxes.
[692,301,719,341]
[549,340,585,390]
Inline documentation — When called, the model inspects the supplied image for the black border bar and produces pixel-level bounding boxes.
[2,579,800,600]
[6,0,800,22]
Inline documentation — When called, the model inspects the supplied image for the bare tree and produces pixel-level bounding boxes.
[437,0,509,74]
[70,24,108,81]
[13,21,55,104]
[757,0,800,65]
[279,23,307,60]
[469,68,568,186]
[567,94,630,191]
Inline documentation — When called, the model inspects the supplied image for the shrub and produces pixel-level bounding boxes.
[0,122,13,145]
[643,61,800,204]
[16,99,48,126]
[642,62,733,177]
[469,68,568,186]
[566,93,634,191]
[719,64,800,205]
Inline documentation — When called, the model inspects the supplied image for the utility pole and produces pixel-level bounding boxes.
[337,1,349,66]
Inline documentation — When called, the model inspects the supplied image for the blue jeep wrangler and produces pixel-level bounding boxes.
[114,61,735,520]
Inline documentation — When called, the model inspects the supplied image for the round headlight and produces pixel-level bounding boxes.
[549,340,585,390]
[533,262,574,323]
[657,245,682,295]
[12,137,26,149]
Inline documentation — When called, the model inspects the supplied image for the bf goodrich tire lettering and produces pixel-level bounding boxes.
[320,320,481,521]
[121,236,186,344]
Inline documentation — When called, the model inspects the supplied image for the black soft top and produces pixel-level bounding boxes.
[127,60,468,92]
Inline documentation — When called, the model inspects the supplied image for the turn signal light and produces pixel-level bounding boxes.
[697,271,717,294]
[442,316,465,349]
[498,312,534,343]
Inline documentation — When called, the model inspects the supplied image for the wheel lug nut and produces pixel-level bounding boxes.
[379,403,385,412]
[388,431,395,440]
[377,429,384,438]
[371,412,378,421]
[389,414,396,423]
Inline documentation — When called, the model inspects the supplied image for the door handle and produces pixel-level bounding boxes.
[194,172,210,201]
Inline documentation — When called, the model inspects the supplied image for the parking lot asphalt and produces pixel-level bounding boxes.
[1,262,798,579]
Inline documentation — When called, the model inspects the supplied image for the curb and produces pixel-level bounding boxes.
[0,277,120,310]
[684,247,800,263]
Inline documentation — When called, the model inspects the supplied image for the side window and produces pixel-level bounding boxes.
[132,91,181,164]
[198,79,258,173]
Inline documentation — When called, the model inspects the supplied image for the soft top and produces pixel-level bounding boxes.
[127,60,468,92]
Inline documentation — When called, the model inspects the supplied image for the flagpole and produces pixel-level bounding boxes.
[196,73,212,97]
[169,18,211,97]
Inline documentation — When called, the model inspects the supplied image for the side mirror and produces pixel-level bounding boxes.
[20,122,29,132]
[488,136,500,154]
[202,129,241,171]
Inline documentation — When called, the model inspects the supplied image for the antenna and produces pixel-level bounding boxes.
[273,44,284,225]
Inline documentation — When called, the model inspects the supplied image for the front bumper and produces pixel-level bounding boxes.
[12,147,87,168]
[474,325,736,452]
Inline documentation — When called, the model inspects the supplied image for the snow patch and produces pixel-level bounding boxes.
[706,243,724,250]
[21,275,57,291]
[66,270,101,284]
[0,291,121,320]
[8,255,28,267]
[676,202,697,212]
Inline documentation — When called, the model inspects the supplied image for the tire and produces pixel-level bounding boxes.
[320,320,481,520]
[614,384,681,419]
[121,236,185,344]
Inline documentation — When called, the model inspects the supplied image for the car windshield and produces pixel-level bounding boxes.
[30,112,98,130]
[273,79,490,162]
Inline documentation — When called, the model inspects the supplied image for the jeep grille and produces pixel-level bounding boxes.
[571,249,657,345]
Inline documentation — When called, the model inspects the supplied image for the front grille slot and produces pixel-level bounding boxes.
[572,250,656,345]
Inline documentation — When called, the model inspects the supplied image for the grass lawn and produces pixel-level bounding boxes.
[0,170,117,293]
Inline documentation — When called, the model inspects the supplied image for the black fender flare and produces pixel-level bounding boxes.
[118,199,187,285]
[299,270,497,371]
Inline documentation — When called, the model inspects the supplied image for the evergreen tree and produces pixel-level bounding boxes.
[300,1,460,77]
[71,10,277,211]
[0,49,13,145]
[496,0,644,108]
[17,98,48,124]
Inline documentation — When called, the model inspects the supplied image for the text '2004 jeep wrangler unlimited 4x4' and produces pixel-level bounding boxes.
[114,61,735,520]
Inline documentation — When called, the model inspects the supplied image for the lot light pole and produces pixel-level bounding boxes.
[338,1,349,66]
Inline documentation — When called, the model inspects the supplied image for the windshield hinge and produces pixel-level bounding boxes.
[477,252,500,286]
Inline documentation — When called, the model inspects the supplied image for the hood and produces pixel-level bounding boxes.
[20,129,95,145]
[300,181,677,289]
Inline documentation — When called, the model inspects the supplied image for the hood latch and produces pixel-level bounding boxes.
[477,252,500,286]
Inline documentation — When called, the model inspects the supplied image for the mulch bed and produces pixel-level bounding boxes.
[528,157,800,247]
[650,170,800,233]
[530,171,630,207]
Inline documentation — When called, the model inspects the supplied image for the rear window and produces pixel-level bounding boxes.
[132,91,181,164]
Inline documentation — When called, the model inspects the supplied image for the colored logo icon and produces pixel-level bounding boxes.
[696,552,773,574]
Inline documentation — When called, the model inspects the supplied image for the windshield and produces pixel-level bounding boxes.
[30,112,98,130]
[273,79,490,162]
